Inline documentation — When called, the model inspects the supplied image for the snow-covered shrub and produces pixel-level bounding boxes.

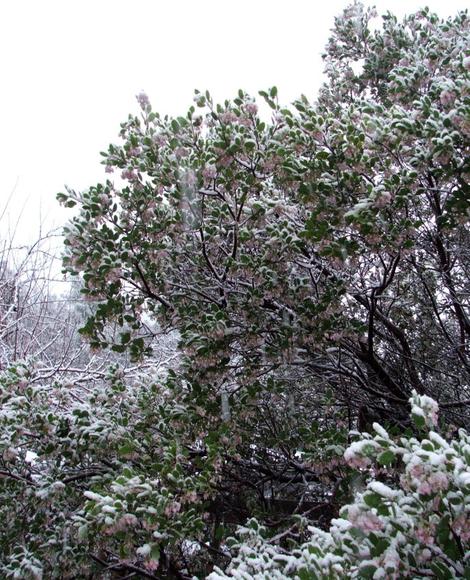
[210,391,470,579]
[0,362,208,578]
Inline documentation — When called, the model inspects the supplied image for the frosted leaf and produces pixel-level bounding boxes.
[368,481,399,499]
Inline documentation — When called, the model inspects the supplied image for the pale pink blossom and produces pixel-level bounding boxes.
[121,168,138,181]
[142,208,155,224]
[220,111,237,124]
[440,89,456,107]
[105,268,122,284]
[428,471,448,492]
[417,480,432,495]
[164,501,181,517]
[374,192,392,208]
[114,514,138,531]
[136,91,150,109]
[344,441,375,469]
[238,116,252,127]
[145,559,159,572]
[3,447,18,461]
[452,514,470,542]
[217,154,232,168]
[174,147,188,160]
[183,490,198,503]
[381,548,401,577]
[202,164,217,181]
[153,133,166,147]
[413,394,439,427]
[408,460,424,479]
[348,506,383,532]
[246,102,258,115]
[415,524,435,545]
[99,193,110,206]
[418,548,432,563]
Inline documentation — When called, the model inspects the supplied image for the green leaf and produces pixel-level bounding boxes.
[370,537,389,557]
[298,568,318,580]
[411,411,426,429]
[358,564,377,579]
[214,525,225,541]
[111,344,126,353]
[430,561,453,579]
[437,515,460,559]
[377,450,395,465]
[118,443,135,456]
[363,492,382,509]
[120,332,131,344]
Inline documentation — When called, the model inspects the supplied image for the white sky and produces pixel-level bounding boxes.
[1,0,468,243]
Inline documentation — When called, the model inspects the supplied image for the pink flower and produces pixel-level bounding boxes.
[417,548,432,563]
[174,147,188,160]
[3,447,18,462]
[358,513,383,532]
[115,514,138,530]
[440,89,455,107]
[381,548,401,577]
[182,169,197,188]
[137,91,150,109]
[164,501,181,517]
[408,461,424,479]
[220,111,237,124]
[428,471,448,492]
[417,480,432,495]
[183,491,198,503]
[142,208,155,224]
[344,443,373,469]
[145,559,159,572]
[217,154,232,168]
[105,268,122,284]
[238,116,252,127]
[153,133,166,147]
[121,168,138,181]
[452,514,470,542]
[374,192,392,208]
[246,102,258,115]
[105,165,114,174]
[415,524,435,545]
[348,506,383,532]
[202,164,217,181]
[99,193,110,206]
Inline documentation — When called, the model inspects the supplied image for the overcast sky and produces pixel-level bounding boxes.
[1,0,468,243]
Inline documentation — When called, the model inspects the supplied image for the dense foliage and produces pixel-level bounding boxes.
[61,3,469,422]
[1,3,469,578]
[210,393,470,579]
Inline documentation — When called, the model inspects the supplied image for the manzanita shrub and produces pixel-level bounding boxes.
[58,2,470,427]
[209,392,470,579]
[1,2,469,578]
